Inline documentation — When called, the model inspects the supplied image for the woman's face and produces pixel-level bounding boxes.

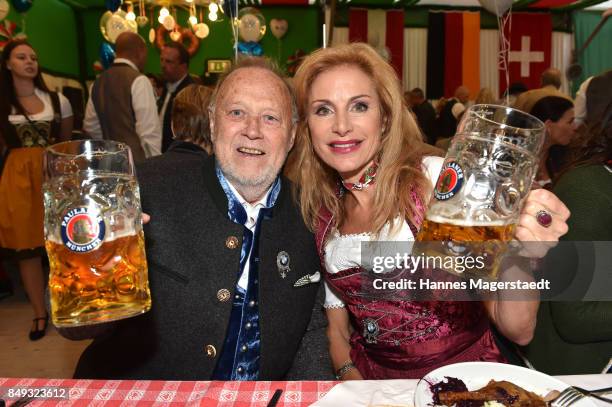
[547,108,575,146]
[306,64,384,183]
[7,44,38,80]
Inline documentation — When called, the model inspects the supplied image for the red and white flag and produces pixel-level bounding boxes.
[348,8,405,78]
[500,12,552,94]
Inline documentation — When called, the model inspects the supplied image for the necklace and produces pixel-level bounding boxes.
[341,161,378,191]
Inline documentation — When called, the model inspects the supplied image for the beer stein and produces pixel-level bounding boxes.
[43,140,151,327]
[417,105,545,275]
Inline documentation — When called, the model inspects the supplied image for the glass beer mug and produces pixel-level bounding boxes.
[43,140,151,326]
[417,105,545,276]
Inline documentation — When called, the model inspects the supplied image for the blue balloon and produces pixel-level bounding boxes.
[222,0,237,20]
[237,41,263,57]
[99,42,116,70]
[11,0,33,13]
[104,0,122,12]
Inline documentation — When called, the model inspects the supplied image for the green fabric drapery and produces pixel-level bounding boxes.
[572,10,612,93]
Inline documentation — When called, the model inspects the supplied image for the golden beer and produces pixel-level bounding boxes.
[417,218,515,242]
[47,232,151,326]
[416,217,515,278]
[44,140,151,327]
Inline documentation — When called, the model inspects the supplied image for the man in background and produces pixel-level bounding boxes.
[437,85,470,139]
[83,32,161,161]
[514,68,572,113]
[407,88,436,145]
[158,42,194,152]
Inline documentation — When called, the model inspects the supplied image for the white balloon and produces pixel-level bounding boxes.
[478,0,514,17]
[162,15,175,31]
[194,23,209,39]
[106,12,137,43]
[0,0,9,21]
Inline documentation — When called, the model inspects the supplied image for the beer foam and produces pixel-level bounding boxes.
[425,214,510,228]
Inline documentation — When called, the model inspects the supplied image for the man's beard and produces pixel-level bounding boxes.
[216,158,281,202]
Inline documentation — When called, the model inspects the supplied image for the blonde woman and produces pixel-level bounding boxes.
[290,43,570,379]
[475,87,496,105]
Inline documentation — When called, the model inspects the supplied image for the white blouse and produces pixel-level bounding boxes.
[323,156,443,308]
[8,87,73,125]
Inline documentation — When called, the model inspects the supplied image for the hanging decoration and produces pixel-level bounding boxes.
[136,0,147,27]
[93,60,104,73]
[270,18,287,40]
[0,0,10,21]
[478,0,513,16]
[99,41,115,69]
[286,49,305,76]
[155,24,199,56]
[270,18,288,60]
[193,6,209,39]
[194,22,209,39]
[237,7,266,56]
[10,0,32,13]
[0,19,25,50]
[148,7,155,43]
[104,0,122,13]
[222,0,238,21]
[237,41,263,56]
[100,9,137,43]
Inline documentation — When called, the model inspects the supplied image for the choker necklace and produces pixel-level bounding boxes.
[341,162,378,191]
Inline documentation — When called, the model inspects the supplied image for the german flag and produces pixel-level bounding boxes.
[426,11,480,100]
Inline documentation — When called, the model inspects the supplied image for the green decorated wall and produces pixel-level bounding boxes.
[3,1,321,81]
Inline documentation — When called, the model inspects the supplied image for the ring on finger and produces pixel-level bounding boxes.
[535,209,553,228]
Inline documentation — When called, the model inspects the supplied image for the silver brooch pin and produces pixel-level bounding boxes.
[277,251,291,279]
[363,318,380,344]
[293,271,321,287]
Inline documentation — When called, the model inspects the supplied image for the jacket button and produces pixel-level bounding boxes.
[217,289,231,302]
[225,236,239,249]
[205,344,217,358]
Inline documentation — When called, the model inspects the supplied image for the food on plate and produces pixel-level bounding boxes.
[429,376,547,407]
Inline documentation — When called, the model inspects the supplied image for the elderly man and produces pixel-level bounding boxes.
[83,32,161,162]
[69,58,324,380]
[513,68,572,114]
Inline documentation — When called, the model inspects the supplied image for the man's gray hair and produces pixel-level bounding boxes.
[208,56,298,125]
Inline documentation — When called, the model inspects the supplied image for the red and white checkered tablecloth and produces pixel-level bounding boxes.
[0,378,338,406]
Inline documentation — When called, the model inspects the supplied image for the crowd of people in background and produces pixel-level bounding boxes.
[0,33,610,379]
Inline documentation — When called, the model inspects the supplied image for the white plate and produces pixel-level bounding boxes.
[312,380,414,407]
[414,362,597,407]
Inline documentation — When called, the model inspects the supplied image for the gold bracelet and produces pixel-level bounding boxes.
[335,360,356,380]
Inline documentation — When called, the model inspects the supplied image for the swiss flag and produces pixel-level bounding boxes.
[500,13,552,94]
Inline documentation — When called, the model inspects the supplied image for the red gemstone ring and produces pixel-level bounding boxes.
[535,210,553,228]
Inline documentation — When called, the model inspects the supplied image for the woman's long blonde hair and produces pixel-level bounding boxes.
[291,43,434,234]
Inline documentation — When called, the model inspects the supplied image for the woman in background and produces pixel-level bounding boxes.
[475,87,495,105]
[0,39,73,340]
[290,43,569,379]
[529,96,575,189]
[170,84,213,154]
[524,72,612,374]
